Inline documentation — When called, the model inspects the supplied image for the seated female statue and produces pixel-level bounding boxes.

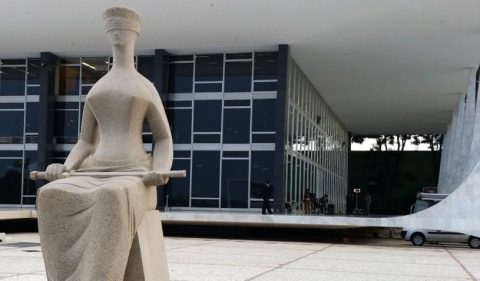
[37,7,172,281]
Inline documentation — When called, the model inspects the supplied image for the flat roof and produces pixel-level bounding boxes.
[1,0,479,134]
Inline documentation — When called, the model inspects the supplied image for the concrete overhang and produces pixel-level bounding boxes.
[1,0,479,134]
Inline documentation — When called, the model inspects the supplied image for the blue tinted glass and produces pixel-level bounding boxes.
[191,199,218,207]
[225,61,252,92]
[0,59,25,65]
[192,151,220,197]
[137,56,155,82]
[171,55,193,62]
[167,100,191,108]
[167,159,190,207]
[0,103,23,109]
[194,100,221,132]
[224,100,250,107]
[250,151,275,199]
[0,67,26,96]
[0,111,24,143]
[26,102,39,133]
[167,108,192,144]
[193,134,221,143]
[168,63,193,93]
[223,151,249,158]
[174,150,191,158]
[252,99,275,132]
[254,52,278,80]
[23,151,38,196]
[226,53,252,60]
[252,133,275,143]
[195,54,223,82]
[221,160,249,208]
[254,81,277,91]
[27,59,41,85]
[27,86,40,95]
[54,110,79,138]
[223,108,250,144]
[0,158,23,204]
[195,82,222,93]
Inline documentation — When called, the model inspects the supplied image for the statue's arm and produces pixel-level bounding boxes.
[63,102,98,170]
[145,85,173,185]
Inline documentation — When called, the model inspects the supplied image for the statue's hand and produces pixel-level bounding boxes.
[45,164,68,182]
[143,171,169,186]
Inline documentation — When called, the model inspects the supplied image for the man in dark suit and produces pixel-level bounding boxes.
[262,180,273,215]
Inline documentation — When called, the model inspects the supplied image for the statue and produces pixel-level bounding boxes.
[33,7,181,281]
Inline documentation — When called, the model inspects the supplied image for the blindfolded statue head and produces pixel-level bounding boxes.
[103,7,142,46]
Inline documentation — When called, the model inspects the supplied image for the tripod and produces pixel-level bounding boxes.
[352,192,362,215]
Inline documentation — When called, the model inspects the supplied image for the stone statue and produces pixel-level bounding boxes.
[35,7,176,281]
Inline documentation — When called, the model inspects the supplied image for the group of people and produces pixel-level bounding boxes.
[303,189,329,215]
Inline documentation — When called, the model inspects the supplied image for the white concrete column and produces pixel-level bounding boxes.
[443,97,461,194]
[459,70,477,181]
[466,71,480,177]
[437,125,451,191]
[447,95,466,193]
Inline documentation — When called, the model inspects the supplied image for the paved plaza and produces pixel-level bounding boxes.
[0,233,479,280]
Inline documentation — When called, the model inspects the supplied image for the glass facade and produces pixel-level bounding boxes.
[285,58,348,214]
[0,47,348,214]
[167,52,278,209]
[0,58,40,205]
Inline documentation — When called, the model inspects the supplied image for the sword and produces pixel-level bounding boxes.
[30,170,186,181]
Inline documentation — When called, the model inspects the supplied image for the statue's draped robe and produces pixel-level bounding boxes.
[37,154,156,281]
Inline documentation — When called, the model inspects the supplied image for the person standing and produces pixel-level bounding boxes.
[262,180,273,215]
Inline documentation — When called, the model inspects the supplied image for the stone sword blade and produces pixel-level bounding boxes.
[30,170,186,181]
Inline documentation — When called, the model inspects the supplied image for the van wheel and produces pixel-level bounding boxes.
[411,233,425,246]
[468,236,480,249]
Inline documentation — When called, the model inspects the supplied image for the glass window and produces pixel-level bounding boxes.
[191,199,218,208]
[167,100,191,108]
[0,59,25,65]
[58,65,80,95]
[254,52,278,80]
[171,55,193,62]
[193,134,221,143]
[221,160,249,208]
[224,61,252,92]
[194,100,221,132]
[0,67,26,95]
[167,108,192,143]
[54,110,79,142]
[252,99,276,132]
[250,151,274,199]
[224,100,250,107]
[27,86,40,95]
[195,54,223,82]
[0,111,24,143]
[195,82,222,93]
[223,151,249,158]
[226,53,252,60]
[223,108,250,144]
[23,151,37,196]
[252,133,275,143]
[174,150,191,158]
[0,158,23,204]
[137,56,155,82]
[168,63,193,93]
[254,81,277,91]
[191,151,220,198]
[27,59,41,85]
[81,57,108,84]
[167,159,190,207]
[26,102,39,133]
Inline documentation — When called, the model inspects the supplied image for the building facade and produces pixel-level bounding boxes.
[0,45,348,213]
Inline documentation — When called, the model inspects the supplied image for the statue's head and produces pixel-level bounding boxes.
[103,7,142,46]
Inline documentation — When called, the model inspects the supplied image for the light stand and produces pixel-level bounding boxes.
[352,188,361,215]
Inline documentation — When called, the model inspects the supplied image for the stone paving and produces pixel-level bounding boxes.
[0,233,479,280]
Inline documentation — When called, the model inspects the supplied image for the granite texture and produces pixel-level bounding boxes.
[36,7,172,281]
